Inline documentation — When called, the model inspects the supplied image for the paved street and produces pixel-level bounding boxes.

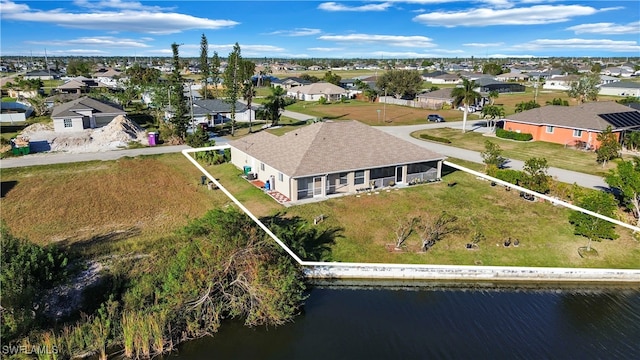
[1,109,609,191]
[375,121,608,190]
[1,145,191,169]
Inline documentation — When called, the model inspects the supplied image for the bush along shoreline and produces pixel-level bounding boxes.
[1,208,309,359]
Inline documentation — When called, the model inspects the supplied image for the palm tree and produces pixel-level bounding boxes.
[243,81,256,133]
[488,90,499,105]
[264,86,287,126]
[451,79,480,133]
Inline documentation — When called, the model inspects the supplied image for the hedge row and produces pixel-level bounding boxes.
[496,128,533,141]
[419,134,452,144]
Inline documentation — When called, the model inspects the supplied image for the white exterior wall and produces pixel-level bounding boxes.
[229,147,292,199]
[53,116,84,132]
[599,87,640,97]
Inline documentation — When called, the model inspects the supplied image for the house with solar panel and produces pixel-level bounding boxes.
[501,102,640,149]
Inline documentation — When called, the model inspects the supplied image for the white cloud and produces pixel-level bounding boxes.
[27,36,151,48]
[463,42,505,47]
[371,50,464,57]
[51,49,109,55]
[566,21,640,35]
[319,34,436,48]
[318,2,392,12]
[0,0,238,34]
[512,38,640,52]
[266,28,322,36]
[72,0,169,11]
[308,47,345,52]
[488,53,539,58]
[206,44,286,56]
[413,4,599,27]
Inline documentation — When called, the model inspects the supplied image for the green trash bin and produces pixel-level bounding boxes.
[243,166,252,176]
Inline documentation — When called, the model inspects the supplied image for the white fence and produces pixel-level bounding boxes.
[183,148,640,284]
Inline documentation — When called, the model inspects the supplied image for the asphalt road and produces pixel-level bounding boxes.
[0,144,191,169]
[1,111,609,190]
[375,121,609,190]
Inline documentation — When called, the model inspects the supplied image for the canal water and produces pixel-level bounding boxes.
[169,281,640,359]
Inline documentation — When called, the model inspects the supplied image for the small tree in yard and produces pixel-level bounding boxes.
[569,191,619,253]
[522,157,551,194]
[596,126,621,167]
[481,140,507,171]
[605,157,640,227]
[393,216,418,250]
[417,212,459,252]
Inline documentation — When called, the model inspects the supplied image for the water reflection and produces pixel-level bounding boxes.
[168,281,640,360]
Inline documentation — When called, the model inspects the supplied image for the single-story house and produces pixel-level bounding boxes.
[272,77,311,89]
[190,99,256,126]
[56,76,113,94]
[599,82,640,97]
[286,82,348,102]
[51,96,125,132]
[474,78,525,93]
[429,73,461,85]
[496,72,530,82]
[415,88,454,110]
[24,70,61,80]
[229,120,446,202]
[543,75,580,91]
[502,102,640,148]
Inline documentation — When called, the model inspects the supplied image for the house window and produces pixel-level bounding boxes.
[573,129,583,137]
[546,126,554,134]
[63,118,73,128]
[354,170,365,185]
[339,172,348,185]
[278,172,283,182]
[260,163,265,171]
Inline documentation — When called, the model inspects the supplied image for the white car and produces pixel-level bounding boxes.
[458,105,475,112]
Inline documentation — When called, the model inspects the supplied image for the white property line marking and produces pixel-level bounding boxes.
[443,161,640,233]
[182,147,640,280]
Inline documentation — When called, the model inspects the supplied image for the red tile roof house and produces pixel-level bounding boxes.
[229,120,446,203]
[502,102,640,149]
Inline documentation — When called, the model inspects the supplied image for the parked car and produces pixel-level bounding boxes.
[458,105,476,112]
[427,114,445,122]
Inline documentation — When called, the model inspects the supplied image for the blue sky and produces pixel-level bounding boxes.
[1,0,639,59]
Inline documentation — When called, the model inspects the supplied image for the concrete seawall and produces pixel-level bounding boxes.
[303,262,640,284]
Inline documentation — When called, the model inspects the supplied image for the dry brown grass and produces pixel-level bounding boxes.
[0,154,228,253]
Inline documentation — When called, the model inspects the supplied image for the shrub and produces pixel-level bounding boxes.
[419,134,452,144]
[496,128,533,141]
[494,169,523,185]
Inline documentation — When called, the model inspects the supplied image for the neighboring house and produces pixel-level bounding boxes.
[542,75,581,91]
[24,70,61,80]
[602,66,635,78]
[496,72,530,82]
[51,96,125,132]
[93,68,123,87]
[474,78,525,93]
[286,82,348,101]
[599,75,620,85]
[415,88,454,110]
[56,76,112,94]
[429,73,461,85]
[229,120,446,202]
[502,102,640,148]
[421,71,448,82]
[272,77,311,89]
[599,82,640,97]
[190,99,255,126]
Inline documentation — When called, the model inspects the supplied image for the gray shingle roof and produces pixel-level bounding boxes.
[417,88,453,100]
[505,101,639,131]
[230,120,445,178]
[51,96,125,118]
[289,82,348,96]
[192,99,248,115]
[601,82,640,89]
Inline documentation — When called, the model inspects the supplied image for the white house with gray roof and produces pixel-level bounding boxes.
[286,82,348,102]
[51,96,125,132]
[599,82,640,98]
[229,120,445,202]
[191,99,255,126]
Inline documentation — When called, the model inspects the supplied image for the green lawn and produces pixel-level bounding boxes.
[412,127,625,177]
[204,162,639,269]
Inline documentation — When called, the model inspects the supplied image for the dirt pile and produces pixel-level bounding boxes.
[20,115,149,153]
